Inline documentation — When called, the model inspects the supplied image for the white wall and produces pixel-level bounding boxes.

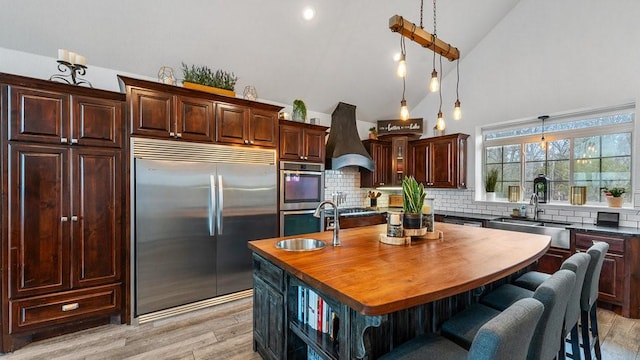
[411,0,640,195]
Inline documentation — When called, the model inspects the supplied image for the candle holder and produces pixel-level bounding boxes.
[49,60,92,87]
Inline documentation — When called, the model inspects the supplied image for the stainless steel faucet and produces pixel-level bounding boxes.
[529,193,544,221]
[314,200,340,246]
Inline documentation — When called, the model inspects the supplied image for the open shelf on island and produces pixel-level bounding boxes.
[289,320,339,360]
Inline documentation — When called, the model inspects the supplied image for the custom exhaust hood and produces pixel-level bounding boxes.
[325,102,375,172]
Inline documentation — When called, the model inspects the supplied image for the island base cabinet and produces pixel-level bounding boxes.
[252,255,285,360]
[533,247,571,274]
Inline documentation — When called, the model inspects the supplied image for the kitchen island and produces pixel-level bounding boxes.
[249,223,550,359]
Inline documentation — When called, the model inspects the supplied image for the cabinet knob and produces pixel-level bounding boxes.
[60,138,68,144]
[169,132,176,137]
[61,216,69,222]
[61,303,80,312]
[176,133,182,138]
[71,215,79,222]
[299,156,304,160]
[250,140,254,144]
[244,140,249,144]
[70,138,78,144]
[304,156,308,160]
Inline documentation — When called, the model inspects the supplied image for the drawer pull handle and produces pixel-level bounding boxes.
[62,303,80,312]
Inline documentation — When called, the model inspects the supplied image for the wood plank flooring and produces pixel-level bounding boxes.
[3,298,639,359]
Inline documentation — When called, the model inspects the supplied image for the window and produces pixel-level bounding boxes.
[483,106,634,204]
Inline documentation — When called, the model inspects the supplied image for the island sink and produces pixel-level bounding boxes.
[487,217,570,249]
[275,238,326,251]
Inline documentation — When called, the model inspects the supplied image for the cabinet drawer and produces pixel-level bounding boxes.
[574,232,624,253]
[253,255,283,290]
[9,284,121,334]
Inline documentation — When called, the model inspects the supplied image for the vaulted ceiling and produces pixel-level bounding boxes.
[0,0,520,122]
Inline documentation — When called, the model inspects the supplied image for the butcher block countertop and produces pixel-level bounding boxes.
[248,223,550,316]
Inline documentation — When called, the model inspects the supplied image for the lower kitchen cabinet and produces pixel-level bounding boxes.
[253,255,285,360]
[532,247,571,274]
[572,230,640,318]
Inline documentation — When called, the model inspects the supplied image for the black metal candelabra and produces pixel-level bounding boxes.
[49,60,92,87]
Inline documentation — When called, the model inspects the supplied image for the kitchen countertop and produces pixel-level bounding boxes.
[435,210,502,221]
[248,223,550,316]
[566,223,640,236]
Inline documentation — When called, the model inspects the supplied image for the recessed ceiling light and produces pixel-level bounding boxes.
[302,6,315,21]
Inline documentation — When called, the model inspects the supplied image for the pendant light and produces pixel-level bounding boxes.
[452,58,462,120]
[400,76,409,120]
[538,115,549,149]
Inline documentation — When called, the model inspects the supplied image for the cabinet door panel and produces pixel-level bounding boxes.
[9,86,69,144]
[216,103,248,145]
[279,124,303,160]
[72,95,123,148]
[598,253,624,305]
[177,96,215,142]
[411,144,428,185]
[249,109,277,147]
[431,139,455,188]
[72,148,122,287]
[9,144,70,298]
[130,87,173,137]
[304,129,326,163]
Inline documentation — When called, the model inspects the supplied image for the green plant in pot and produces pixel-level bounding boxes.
[402,176,426,229]
[292,99,307,122]
[368,126,378,139]
[485,168,498,201]
[181,62,238,92]
[601,186,626,207]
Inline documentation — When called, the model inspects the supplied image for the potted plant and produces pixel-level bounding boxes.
[402,176,426,229]
[292,99,307,122]
[181,62,238,97]
[601,187,626,208]
[368,126,378,139]
[485,168,498,201]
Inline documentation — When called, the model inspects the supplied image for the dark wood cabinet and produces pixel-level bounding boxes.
[532,247,571,274]
[1,73,126,351]
[279,121,328,163]
[572,230,640,318]
[121,76,281,146]
[410,133,468,189]
[253,255,285,360]
[360,140,392,187]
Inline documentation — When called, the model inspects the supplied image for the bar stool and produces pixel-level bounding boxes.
[441,269,576,360]
[378,298,544,360]
[481,252,590,360]
[513,242,609,360]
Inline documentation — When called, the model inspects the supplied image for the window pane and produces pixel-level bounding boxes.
[503,163,521,182]
[574,136,600,159]
[574,159,601,181]
[486,146,502,164]
[548,139,570,160]
[503,144,521,162]
[601,157,631,180]
[525,143,546,161]
[551,181,569,201]
[574,180,602,202]
[548,160,569,181]
[602,133,631,157]
[525,161,545,182]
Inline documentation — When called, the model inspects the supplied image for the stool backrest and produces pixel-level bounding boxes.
[560,252,590,327]
[529,269,576,360]
[581,241,609,310]
[468,298,544,360]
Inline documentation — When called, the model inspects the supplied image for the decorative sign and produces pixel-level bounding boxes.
[376,118,423,136]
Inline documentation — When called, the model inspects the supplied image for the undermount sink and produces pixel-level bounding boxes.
[275,238,326,251]
[487,217,571,249]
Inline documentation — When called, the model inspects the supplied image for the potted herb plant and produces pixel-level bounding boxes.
[601,187,626,208]
[368,126,378,139]
[292,99,307,122]
[181,62,238,97]
[485,168,498,201]
[402,176,426,229]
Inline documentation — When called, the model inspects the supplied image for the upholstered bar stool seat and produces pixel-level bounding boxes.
[441,269,576,360]
[379,298,544,360]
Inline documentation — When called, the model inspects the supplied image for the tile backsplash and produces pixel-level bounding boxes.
[324,168,640,228]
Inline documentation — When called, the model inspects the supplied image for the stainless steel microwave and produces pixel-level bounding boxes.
[279,161,324,210]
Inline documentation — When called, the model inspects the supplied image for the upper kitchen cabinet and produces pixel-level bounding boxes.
[410,133,469,189]
[279,120,328,163]
[119,76,281,146]
[7,83,123,148]
[217,104,277,147]
[360,139,391,187]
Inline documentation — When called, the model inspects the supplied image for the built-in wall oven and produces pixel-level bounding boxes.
[279,161,325,236]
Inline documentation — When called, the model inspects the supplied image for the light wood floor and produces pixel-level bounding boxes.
[3,298,639,359]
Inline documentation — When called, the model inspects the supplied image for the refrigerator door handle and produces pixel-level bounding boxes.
[209,174,216,236]
[217,174,224,235]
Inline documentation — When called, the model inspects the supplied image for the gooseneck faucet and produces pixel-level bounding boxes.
[314,200,340,246]
[530,193,544,221]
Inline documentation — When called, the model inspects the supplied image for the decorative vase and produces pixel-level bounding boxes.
[606,196,623,208]
[403,213,423,229]
[182,82,236,97]
[486,192,496,202]
[369,133,377,140]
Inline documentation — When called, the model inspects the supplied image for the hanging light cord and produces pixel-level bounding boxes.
[432,0,437,66]
[455,57,460,99]
[438,54,443,112]
[419,0,424,29]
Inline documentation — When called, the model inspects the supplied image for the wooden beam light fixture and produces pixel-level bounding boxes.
[389,15,459,62]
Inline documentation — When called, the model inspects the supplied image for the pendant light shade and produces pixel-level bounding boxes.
[397,54,407,78]
[436,111,445,130]
[429,69,439,92]
[400,99,409,120]
[453,99,462,120]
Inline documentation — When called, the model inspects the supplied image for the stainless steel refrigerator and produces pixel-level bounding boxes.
[134,139,277,316]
